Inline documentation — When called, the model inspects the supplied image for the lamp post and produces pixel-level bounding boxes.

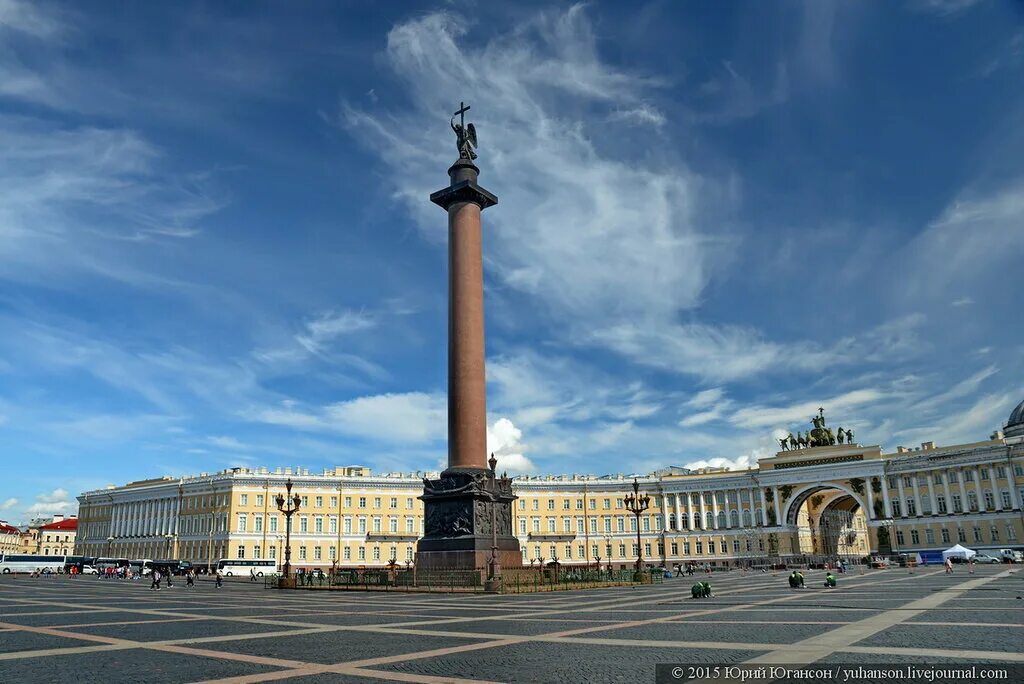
[275,479,301,579]
[164,533,173,558]
[624,478,650,578]
[485,452,502,591]
[106,535,113,558]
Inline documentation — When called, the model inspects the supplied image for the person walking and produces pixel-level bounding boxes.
[186,570,195,588]
[165,569,173,588]
[250,568,257,583]
[150,569,162,590]
[215,571,223,588]
[968,556,976,575]
[944,557,953,574]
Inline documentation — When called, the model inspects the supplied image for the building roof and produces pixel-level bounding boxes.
[0,522,19,534]
[39,518,78,531]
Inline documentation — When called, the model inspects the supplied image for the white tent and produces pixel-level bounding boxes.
[942,544,976,560]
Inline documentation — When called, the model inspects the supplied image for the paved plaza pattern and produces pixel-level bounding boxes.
[1,566,1022,683]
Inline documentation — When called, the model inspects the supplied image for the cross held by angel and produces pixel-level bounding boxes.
[451,101,478,160]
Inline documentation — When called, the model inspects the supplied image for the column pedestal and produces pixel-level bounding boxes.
[417,467,520,571]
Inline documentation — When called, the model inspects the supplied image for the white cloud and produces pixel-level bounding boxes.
[730,388,887,431]
[207,435,247,450]
[0,0,64,38]
[296,310,376,354]
[17,488,77,522]
[487,417,536,474]
[0,497,17,511]
[910,0,983,17]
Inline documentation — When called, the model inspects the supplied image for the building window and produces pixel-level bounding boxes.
[240,494,248,506]
[906,499,916,516]
[619,543,626,557]
[603,499,611,510]
[548,499,555,510]
[957,527,966,542]
[269,546,276,559]
[237,545,245,559]
[298,546,307,560]
[406,518,414,533]
[965,471,974,482]
[406,547,413,561]
[330,517,337,534]
[519,520,527,535]
[330,496,337,508]
[329,546,336,561]
[533,519,541,533]
[237,514,247,532]
[358,497,366,508]
[708,540,716,554]
[358,518,366,534]
[887,476,897,489]
[980,468,989,480]
[315,496,323,508]
[933,473,942,485]
[671,542,678,555]
[301,496,309,507]
[314,546,322,560]
[937,495,947,514]
[696,541,703,554]
[300,516,308,533]
[344,518,352,534]
[562,500,570,510]
[941,528,950,544]
[315,517,323,534]
[254,545,261,559]
[406,498,413,509]
[896,530,905,546]
[372,518,381,533]
[967,492,978,511]
[358,547,365,560]
[343,547,351,560]
[903,476,912,487]
[925,529,934,544]
[684,541,692,554]
[1001,492,1011,509]
[576,499,584,510]
[389,518,398,533]
[973,526,982,542]
[644,543,651,556]
[532,499,539,511]
[984,492,995,510]
[733,539,740,553]
[952,494,962,513]
[1008,525,1017,541]
[565,545,573,559]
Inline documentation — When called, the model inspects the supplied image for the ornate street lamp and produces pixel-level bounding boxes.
[624,478,650,577]
[275,479,301,579]
[106,535,113,557]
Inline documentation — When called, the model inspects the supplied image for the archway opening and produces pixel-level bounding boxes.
[791,487,868,559]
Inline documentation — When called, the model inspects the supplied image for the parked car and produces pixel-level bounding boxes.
[973,554,1001,564]
[80,565,99,575]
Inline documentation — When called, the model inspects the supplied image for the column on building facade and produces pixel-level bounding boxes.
[911,475,924,517]
[772,486,782,526]
[942,473,952,515]
[758,487,768,525]
[672,492,681,531]
[957,468,969,513]
[710,490,720,530]
[988,467,1001,510]
[881,479,892,518]
[1008,471,1021,510]
[696,491,705,530]
[925,471,938,516]
[110,504,119,538]
[972,467,984,511]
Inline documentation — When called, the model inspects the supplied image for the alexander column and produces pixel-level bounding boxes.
[416,103,521,579]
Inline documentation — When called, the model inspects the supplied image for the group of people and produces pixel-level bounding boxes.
[149,568,201,590]
[789,569,837,588]
[675,563,712,577]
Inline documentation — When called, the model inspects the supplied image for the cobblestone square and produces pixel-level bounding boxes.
[1,566,1021,683]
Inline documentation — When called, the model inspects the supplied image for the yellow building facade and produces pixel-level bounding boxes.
[76,404,1024,569]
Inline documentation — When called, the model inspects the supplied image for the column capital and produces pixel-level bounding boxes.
[430,180,498,211]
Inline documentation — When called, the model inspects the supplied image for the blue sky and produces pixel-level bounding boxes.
[1,0,1022,524]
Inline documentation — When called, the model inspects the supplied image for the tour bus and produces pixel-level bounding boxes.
[216,558,279,577]
[129,559,154,576]
[151,559,192,576]
[0,554,66,574]
[63,555,97,572]
[95,557,130,570]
